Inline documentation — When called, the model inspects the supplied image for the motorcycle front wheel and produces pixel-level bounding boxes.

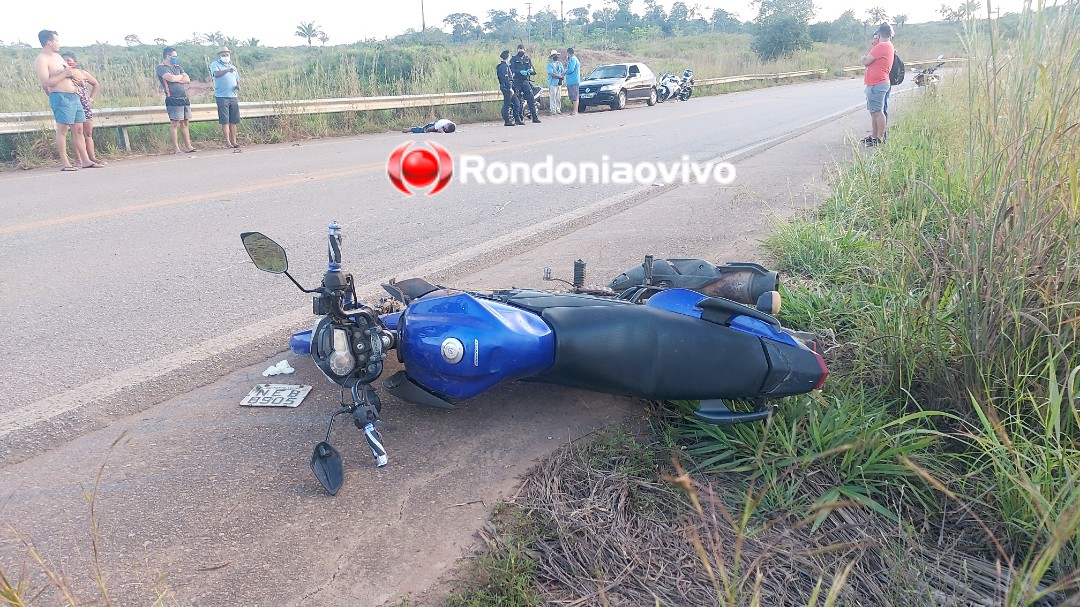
[678,88,693,101]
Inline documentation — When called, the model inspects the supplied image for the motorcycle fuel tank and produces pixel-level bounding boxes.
[399,291,556,399]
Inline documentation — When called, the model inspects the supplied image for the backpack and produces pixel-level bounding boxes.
[889,52,905,85]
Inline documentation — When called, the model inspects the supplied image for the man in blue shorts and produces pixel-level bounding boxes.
[33,29,98,171]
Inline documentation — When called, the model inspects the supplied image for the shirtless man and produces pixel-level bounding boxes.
[34,29,98,171]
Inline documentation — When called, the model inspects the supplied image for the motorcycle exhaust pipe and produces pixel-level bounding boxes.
[699,262,780,305]
[608,258,779,307]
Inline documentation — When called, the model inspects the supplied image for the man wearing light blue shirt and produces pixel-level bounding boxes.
[210,46,241,149]
[546,50,564,115]
[564,48,581,116]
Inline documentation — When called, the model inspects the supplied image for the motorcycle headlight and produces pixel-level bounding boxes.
[328,327,356,376]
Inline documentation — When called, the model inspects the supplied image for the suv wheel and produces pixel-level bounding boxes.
[610,90,626,110]
[646,88,657,106]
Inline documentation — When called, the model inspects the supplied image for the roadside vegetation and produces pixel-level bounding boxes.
[440,5,1079,606]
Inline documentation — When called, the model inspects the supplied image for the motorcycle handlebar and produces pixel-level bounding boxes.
[362,422,388,467]
[327,222,342,271]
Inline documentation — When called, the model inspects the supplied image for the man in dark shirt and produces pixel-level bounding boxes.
[156,46,198,153]
[509,44,540,124]
[496,50,522,126]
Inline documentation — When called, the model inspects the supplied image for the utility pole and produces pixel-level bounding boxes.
[561,0,565,44]
[421,0,426,32]
[526,2,532,40]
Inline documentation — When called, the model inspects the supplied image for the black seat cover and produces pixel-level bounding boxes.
[532,304,768,399]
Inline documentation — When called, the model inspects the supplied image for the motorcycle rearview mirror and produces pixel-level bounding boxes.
[311,441,345,495]
[240,231,321,294]
[241,232,289,273]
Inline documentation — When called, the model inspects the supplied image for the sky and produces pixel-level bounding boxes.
[2,0,1032,49]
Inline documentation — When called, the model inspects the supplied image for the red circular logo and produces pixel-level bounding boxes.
[387,141,453,196]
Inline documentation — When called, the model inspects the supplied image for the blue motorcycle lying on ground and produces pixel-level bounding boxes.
[241,223,828,495]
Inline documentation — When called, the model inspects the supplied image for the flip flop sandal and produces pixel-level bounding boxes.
[60,166,79,171]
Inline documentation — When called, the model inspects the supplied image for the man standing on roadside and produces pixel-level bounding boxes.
[33,29,98,171]
[860,23,894,147]
[210,46,242,149]
[510,44,540,124]
[157,47,198,154]
[546,50,564,115]
[497,49,522,126]
[564,48,581,116]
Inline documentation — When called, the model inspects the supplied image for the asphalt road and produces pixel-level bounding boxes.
[0,77,866,457]
[0,76,875,605]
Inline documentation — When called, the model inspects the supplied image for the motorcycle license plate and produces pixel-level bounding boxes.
[580,92,595,98]
[240,383,312,407]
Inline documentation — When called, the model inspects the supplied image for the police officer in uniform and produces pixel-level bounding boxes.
[496,50,522,126]
[509,44,540,124]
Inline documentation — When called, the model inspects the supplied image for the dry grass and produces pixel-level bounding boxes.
[473,429,1062,607]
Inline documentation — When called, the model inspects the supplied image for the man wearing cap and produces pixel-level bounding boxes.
[496,50,522,126]
[509,44,540,123]
[210,46,242,149]
[546,50,564,116]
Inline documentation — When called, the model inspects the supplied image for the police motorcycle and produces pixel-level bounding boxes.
[520,83,545,121]
[913,56,946,87]
[241,223,828,495]
[657,68,694,102]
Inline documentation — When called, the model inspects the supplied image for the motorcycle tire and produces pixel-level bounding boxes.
[678,88,693,101]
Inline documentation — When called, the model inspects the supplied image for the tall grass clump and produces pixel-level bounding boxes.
[668,3,1079,604]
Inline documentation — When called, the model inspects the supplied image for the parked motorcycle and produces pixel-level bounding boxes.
[914,55,946,87]
[657,68,694,102]
[241,223,828,495]
[520,83,544,121]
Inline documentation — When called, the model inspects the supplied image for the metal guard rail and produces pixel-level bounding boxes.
[0,58,965,136]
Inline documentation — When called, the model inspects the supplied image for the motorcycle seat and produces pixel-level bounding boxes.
[533,304,768,400]
[383,277,441,303]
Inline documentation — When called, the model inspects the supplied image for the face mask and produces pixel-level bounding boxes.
[169,56,180,65]
[220,55,231,64]
[66,60,77,67]
[517,50,525,56]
